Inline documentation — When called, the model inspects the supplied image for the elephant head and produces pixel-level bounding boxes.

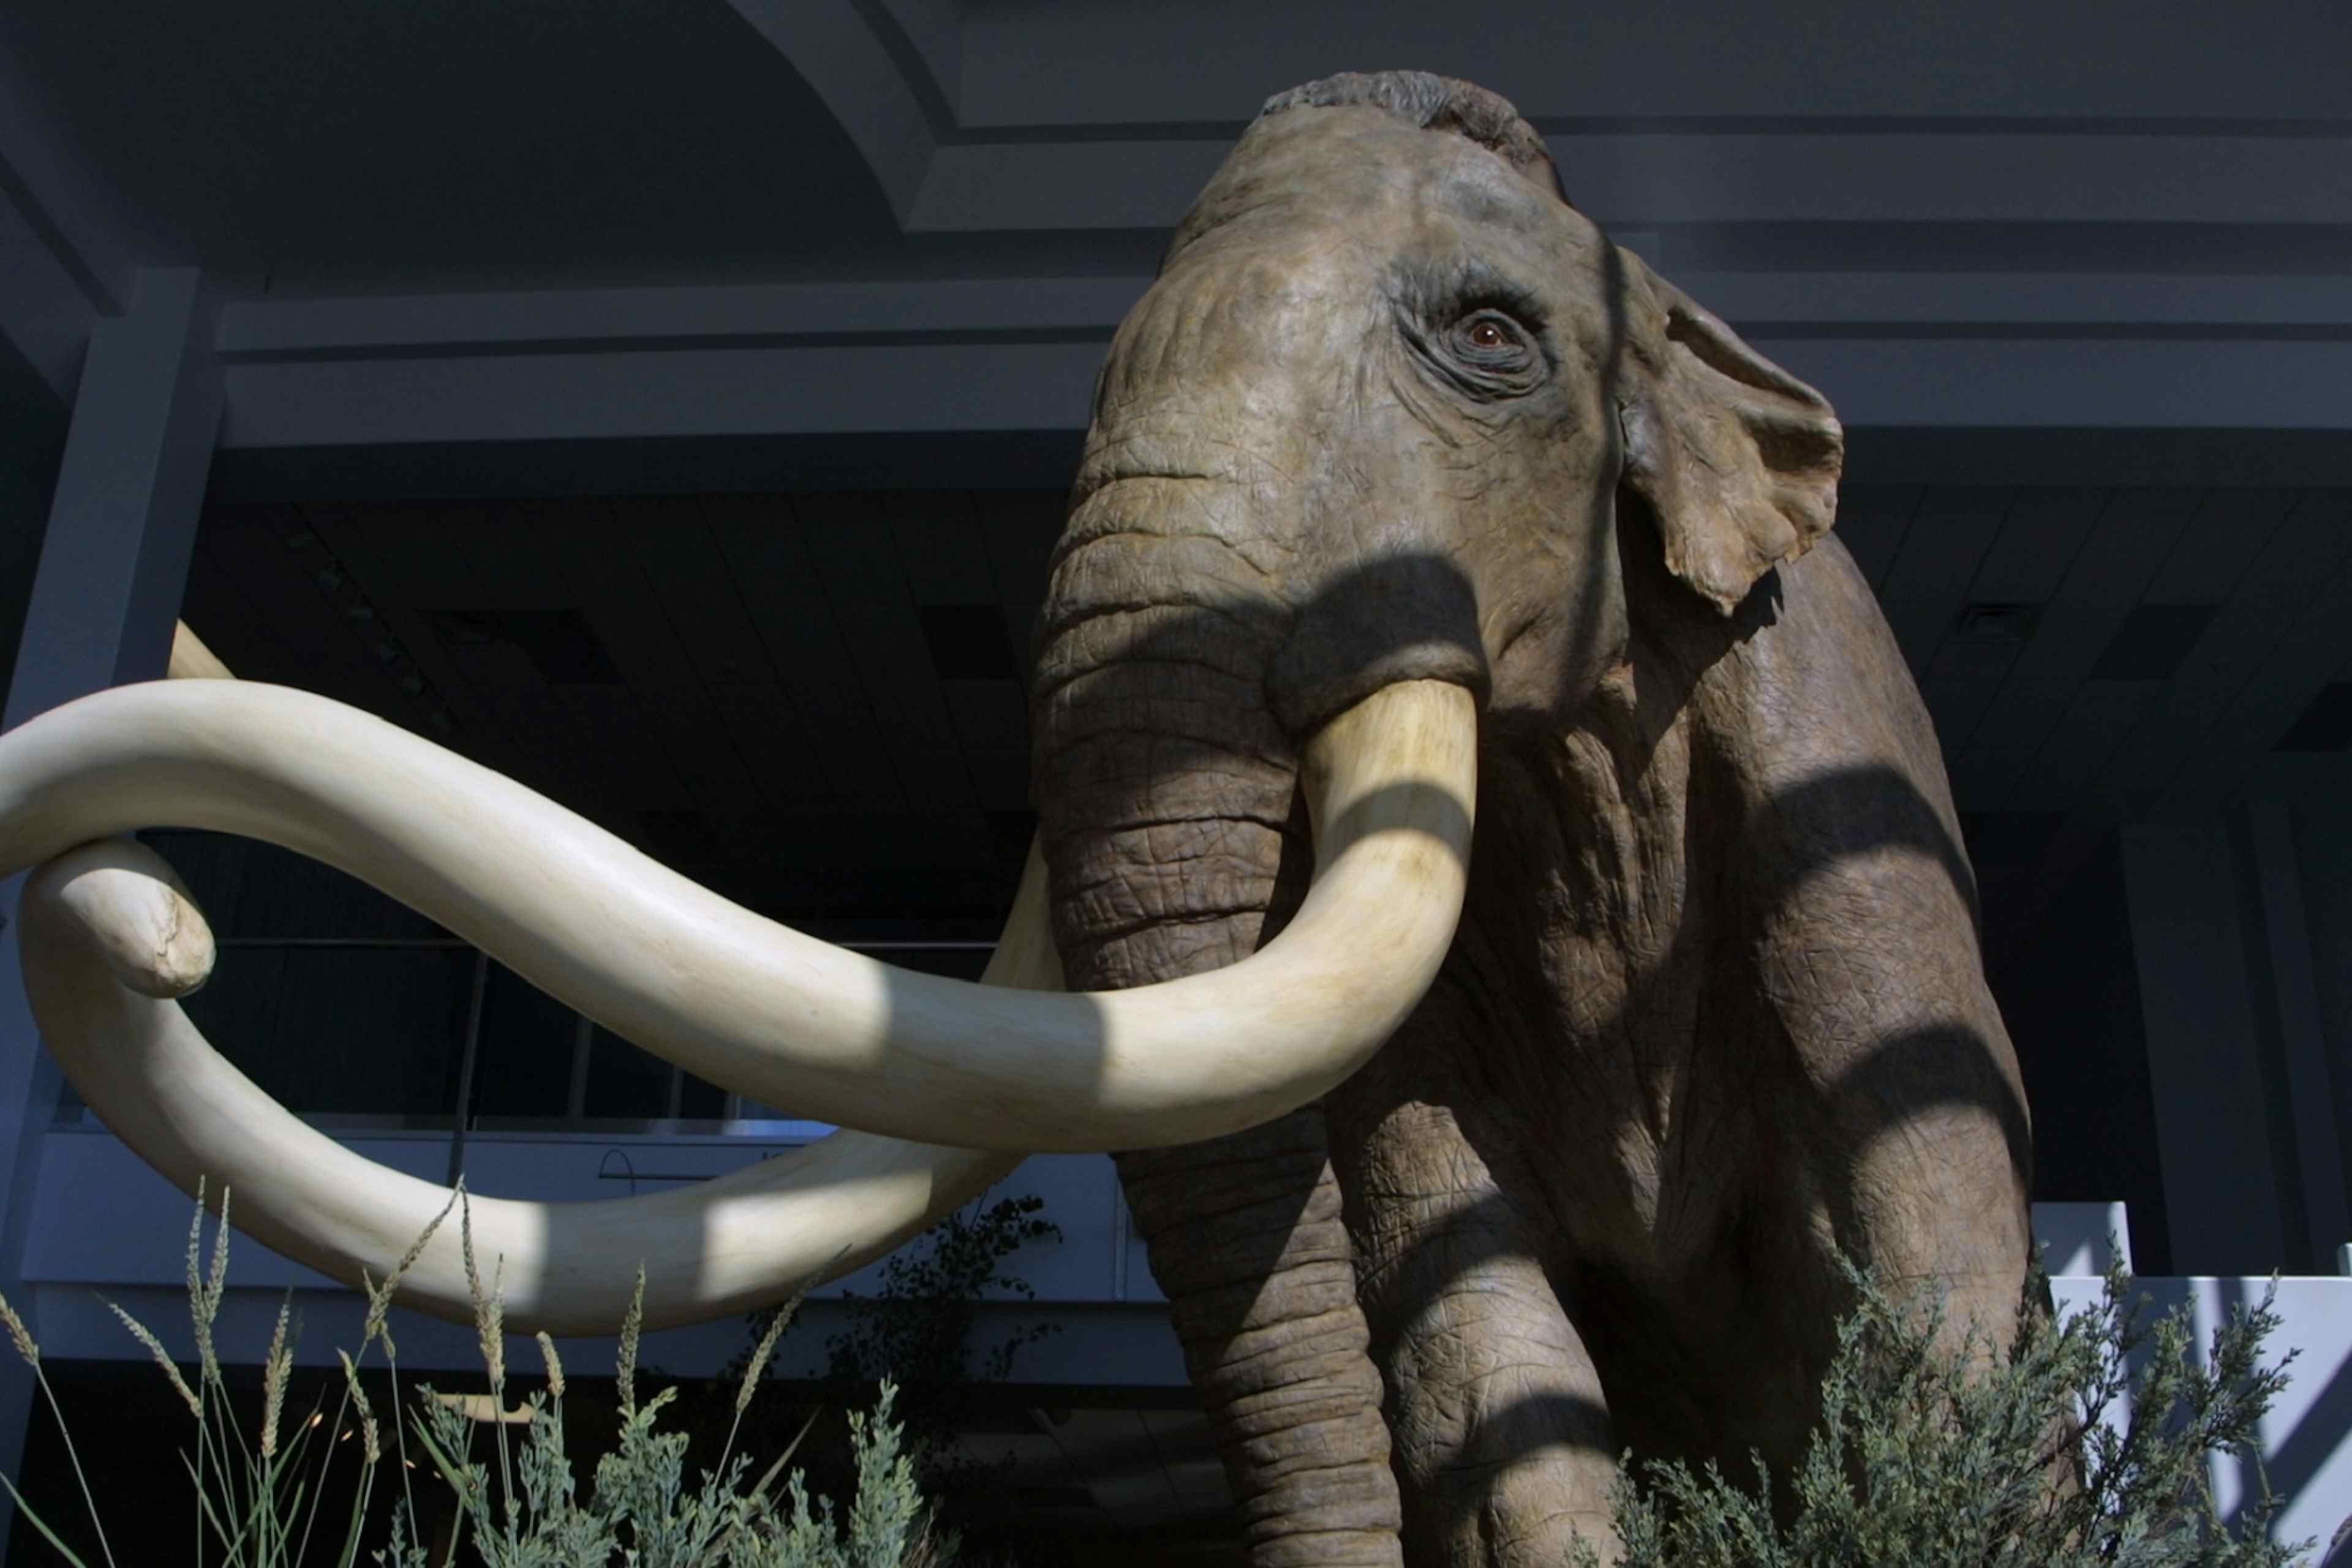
[1,70,2028,1568]
[1034,69,1841,983]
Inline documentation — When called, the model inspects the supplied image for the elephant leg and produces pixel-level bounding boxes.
[1329,1090,1621,1566]
[1687,1068,2036,1480]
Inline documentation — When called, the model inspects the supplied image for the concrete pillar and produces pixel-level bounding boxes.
[2241,801,2351,1270]
[0,269,219,1553]
[2118,821,2288,1276]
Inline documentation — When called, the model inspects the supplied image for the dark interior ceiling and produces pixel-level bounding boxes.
[178,482,2352,940]
[5,0,2342,300]
[0,0,906,285]
[182,488,1065,932]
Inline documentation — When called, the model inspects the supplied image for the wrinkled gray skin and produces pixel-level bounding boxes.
[1030,74,2032,1567]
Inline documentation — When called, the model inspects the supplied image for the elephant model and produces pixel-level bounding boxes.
[1,70,2031,1567]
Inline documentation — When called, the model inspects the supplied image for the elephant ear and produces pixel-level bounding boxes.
[1616,251,1844,615]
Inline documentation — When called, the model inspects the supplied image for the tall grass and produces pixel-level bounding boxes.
[3,1183,952,1567]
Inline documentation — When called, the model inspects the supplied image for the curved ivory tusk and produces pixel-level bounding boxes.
[0,677,1475,1150]
[16,835,1056,1332]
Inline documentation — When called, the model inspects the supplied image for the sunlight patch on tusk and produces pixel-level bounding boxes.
[15,835,1050,1332]
[0,676,1473,1150]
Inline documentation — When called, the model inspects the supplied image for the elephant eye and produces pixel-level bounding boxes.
[1431,309,1543,397]
[1453,312,1528,358]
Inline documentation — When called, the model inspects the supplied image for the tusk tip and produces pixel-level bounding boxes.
[34,840,217,999]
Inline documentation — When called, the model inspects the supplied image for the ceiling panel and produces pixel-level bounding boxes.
[2011,682,2155,810]
[2005,600,2136,687]
[943,679,1034,755]
[1965,487,2106,605]
[1918,676,2004,754]
[886,492,1002,604]
[1825,484,1918,592]
[701,497,895,740]
[614,496,781,689]
[2143,489,2300,606]
[1950,677,2076,811]
[795,493,961,756]
[2051,488,2204,608]
[326,502,548,606]
[2158,494,2352,816]
[706,684,837,812]
[1877,487,2010,671]
[2102,492,2352,817]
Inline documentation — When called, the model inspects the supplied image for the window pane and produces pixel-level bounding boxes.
[469,964,578,1120]
[183,947,472,1117]
[679,1072,726,1120]
[582,1026,674,1119]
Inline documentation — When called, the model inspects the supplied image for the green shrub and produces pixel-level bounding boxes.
[1572,1257,2314,1567]
[821,1194,1062,1400]
[705,1192,1061,1547]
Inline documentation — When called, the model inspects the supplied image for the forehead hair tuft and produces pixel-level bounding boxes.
[1258,72,1568,203]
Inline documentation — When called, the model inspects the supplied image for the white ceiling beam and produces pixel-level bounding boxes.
[1756,340,2352,432]
[219,341,1107,447]
[955,0,2352,128]
[1651,274,2352,329]
[718,0,949,227]
[908,130,2352,232]
[216,334,2352,450]
[873,0,963,119]
[214,273,2352,360]
[216,277,1147,357]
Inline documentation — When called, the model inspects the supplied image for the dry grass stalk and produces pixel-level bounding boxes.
[258,1295,293,1459]
[0,1289,36,1368]
[736,1289,804,1419]
[535,1330,565,1399]
[337,1349,380,1464]
[189,1180,231,1387]
[183,1176,205,1308]
[364,1182,461,1357]
[459,1191,507,1392]
[104,1299,198,1417]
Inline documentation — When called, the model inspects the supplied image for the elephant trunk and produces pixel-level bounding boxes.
[1035,594,1408,1563]
[1116,1118,1403,1568]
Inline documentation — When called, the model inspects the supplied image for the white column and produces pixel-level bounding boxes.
[2118,821,2289,1276]
[0,268,219,1551]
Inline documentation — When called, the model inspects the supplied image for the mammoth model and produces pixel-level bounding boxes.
[2,72,2031,1567]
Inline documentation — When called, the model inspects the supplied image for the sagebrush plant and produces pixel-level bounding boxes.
[821,1194,1063,1398]
[385,1197,954,1567]
[684,1194,1059,1561]
[816,1193,1061,1522]
[1569,1254,2315,1567]
[6,1181,956,1566]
